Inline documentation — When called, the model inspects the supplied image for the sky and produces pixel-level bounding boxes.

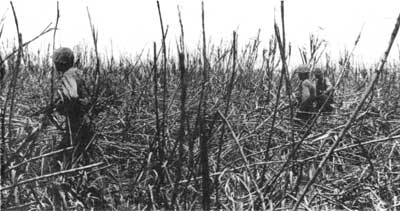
[0,0,400,66]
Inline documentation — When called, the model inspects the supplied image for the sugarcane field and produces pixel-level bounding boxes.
[1,0,400,210]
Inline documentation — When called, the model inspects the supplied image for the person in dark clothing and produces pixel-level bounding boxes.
[295,66,316,121]
[314,68,334,113]
[52,47,93,167]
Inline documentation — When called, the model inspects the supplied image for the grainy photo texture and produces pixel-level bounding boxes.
[1,0,400,210]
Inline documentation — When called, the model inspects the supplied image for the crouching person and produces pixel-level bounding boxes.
[52,47,94,168]
[295,66,316,122]
[314,68,335,113]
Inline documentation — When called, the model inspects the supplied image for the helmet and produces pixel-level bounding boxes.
[314,68,323,76]
[295,66,310,75]
[53,47,74,67]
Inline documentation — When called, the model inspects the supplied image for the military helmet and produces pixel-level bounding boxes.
[295,66,310,75]
[314,68,323,76]
[53,47,74,67]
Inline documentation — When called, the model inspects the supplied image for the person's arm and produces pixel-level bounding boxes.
[55,73,79,114]
[307,80,316,99]
[324,77,334,93]
[55,84,69,115]
[301,81,311,102]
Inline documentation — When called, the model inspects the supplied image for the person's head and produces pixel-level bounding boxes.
[53,47,74,73]
[314,68,324,80]
[295,66,310,80]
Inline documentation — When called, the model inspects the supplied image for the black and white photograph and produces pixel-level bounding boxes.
[1,0,400,210]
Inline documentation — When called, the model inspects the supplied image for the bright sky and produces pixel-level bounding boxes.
[1,0,400,66]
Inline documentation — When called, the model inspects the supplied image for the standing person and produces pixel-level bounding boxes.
[295,66,316,122]
[314,68,334,113]
[52,47,93,167]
